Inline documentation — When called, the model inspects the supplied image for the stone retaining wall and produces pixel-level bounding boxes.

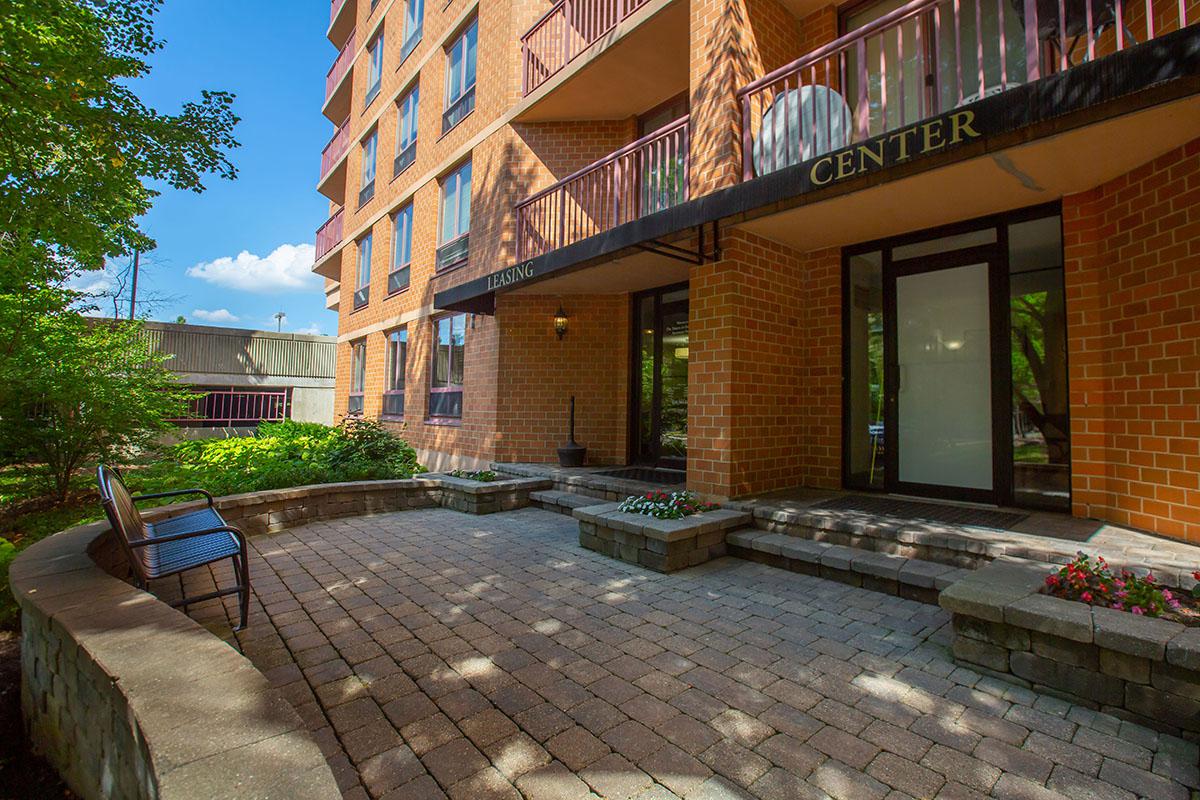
[574,504,751,572]
[9,476,548,800]
[941,560,1200,738]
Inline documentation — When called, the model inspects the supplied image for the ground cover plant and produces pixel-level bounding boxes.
[0,419,423,630]
[617,490,719,520]
[1044,552,1200,626]
[446,469,498,482]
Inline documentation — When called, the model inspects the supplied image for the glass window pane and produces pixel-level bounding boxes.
[433,318,450,387]
[447,38,463,102]
[450,314,465,386]
[356,234,372,289]
[464,22,478,90]
[1009,215,1069,510]
[891,228,996,261]
[440,176,456,243]
[846,251,884,488]
[362,131,377,185]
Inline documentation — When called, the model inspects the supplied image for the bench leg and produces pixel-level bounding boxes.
[234,547,250,632]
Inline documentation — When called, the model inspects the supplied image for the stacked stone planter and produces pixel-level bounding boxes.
[941,559,1200,738]
[574,503,751,573]
[427,473,553,514]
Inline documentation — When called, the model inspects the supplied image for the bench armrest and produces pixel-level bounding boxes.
[128,525,246,549]
[131,488,215,507]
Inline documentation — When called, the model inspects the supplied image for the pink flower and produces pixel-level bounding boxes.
[1131,606,1144,615]
[1080,591,1093,603]
[1112,602,1124,611]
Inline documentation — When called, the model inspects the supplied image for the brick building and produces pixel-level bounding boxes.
[314,0,1199,541]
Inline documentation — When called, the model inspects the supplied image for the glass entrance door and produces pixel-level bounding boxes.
[632,284,688,469]
[843,205,1070,510]
[891,261,995,492]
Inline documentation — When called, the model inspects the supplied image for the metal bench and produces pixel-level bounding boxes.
[96,465,250,630]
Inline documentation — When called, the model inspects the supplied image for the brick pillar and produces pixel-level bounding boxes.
[688,230,840,499]
[688,0,805,196]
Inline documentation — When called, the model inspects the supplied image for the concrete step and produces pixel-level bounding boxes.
[726,528,970,604]
[530,489,606,516]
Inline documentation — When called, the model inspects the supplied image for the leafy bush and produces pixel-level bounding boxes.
[447,469,497,482]
[617,490,719,520]
[1044,553,1182,617]
[148,418,423,497]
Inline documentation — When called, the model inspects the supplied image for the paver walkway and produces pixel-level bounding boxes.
[193,507,1198,800]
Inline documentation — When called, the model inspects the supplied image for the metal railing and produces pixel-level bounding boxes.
[331,0,349,23]
[520,0,653,95]
[325,26,357,103]
[515,116,689,260]
[738,0,1195,180]
[316,208,344,261]
[171,388,290,428]
[320,117,351,179]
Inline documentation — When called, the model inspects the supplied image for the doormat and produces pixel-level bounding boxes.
[594,467,686,486]
[811,495,1027,530]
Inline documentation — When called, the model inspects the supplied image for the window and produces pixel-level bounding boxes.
[436,159,471,270]
[402,0,424,60]
[383,328,407,417]
[349,341,366,415]
[395,84,419,176]
[365,32,384,107]
[359,128,378,206]
[430,314,466,419]
[354,233,372,309]
[443,18,477,132]
[389,204,413,294]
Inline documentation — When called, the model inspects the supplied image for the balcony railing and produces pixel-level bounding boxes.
[520,0,653,95]
[325,26,357,103]
[738,0,1195,180]
[316,208,344,261]
[320,117,351,179]
[330,0,349,23]
[171,388,290,428]
[515,115,688,260]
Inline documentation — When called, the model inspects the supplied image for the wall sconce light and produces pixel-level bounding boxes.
[553,304,569,340]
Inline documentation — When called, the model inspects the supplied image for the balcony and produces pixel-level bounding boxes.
[514,0,689,122]
[315,208,344,262]
[515,115,688,260]
[318,117,350,201]
[324,26,357,123]
[325,279,340,311]
[521,0,654,95]
[329,0,355,46]
[738,0,1196,180]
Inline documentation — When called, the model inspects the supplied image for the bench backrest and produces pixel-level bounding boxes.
[96,465,152,582]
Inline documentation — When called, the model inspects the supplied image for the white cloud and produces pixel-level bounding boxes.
[191,308,239,324]
[293,323,324,336]
[186,243,318,293]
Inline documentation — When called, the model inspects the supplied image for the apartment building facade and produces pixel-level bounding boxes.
[314,0,1200,541]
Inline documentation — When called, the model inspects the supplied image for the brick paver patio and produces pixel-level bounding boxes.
[194,507,1198,800]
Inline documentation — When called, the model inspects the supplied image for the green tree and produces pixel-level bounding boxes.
[0,317,194,501]
[0,0,239,391]
[0,0,239,498]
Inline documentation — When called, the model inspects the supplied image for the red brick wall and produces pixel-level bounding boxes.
[1064,138,1200,543]
[688,230,841,498]
[493,294,630,465]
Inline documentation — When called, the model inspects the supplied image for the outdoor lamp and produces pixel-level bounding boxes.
[553,304,569,340]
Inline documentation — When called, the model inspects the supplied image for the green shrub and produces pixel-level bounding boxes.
[150,418,423,496]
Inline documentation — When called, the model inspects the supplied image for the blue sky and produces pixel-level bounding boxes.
[89,1,338,335]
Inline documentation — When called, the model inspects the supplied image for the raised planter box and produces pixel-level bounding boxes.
[574,503,751,573]
[425,473,552,514]
[940,559,1200,737]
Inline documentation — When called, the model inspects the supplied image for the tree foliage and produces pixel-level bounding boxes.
[0,0,240,497]
[0,317,194,500]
